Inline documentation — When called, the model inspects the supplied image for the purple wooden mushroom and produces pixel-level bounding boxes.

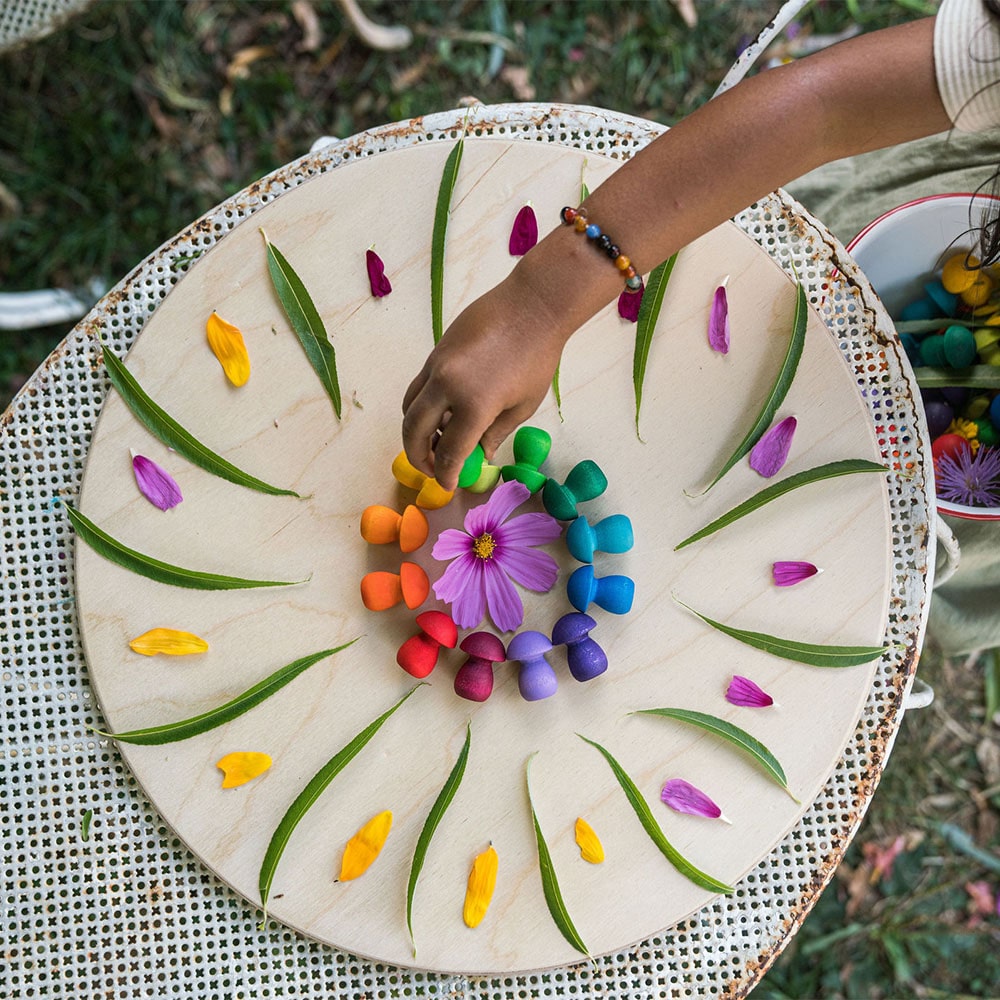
[551,612,607,682]
[454,631,506,702]
[506,630,557,701]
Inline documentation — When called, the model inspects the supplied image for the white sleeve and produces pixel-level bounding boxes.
[934,0,1000,131]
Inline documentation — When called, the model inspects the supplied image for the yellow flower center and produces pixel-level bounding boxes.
[472,532,497,559]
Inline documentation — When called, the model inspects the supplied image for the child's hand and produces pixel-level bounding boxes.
[401,274,568,492]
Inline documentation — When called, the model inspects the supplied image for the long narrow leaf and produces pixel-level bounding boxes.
[101,343,301,497]
[525,754,589,957]
[66,503,307,590]
[700,280,807,492]
[578,735,734,892]
[97,640,358,745]
[674,598,885,667]
[431,140,464,344]
[406,722,471,954]
[263,232,342,419]
[259,684,424,920]
[914,365,1000,389]
[551,365,563,421]
[629,708,794,798]
[674,459,885,550]
[633,253,678,438]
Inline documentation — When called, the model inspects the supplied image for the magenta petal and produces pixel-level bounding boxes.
[772,560,819,587]
[431,527,471,561]
[494,510,562,547]
[434,555,487,628]
[708,284,730,353]
[495,545,559,592]
[749,415,797,477]
[508,204,538,256]
[132,454,182,510]
[726,675,774,708]
[483,563,524,632]
[366,249,392,297]
[660,778,723,820]
[618,281,644,323]
[465,479,528,537]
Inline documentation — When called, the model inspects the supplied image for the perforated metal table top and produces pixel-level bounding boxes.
[1,104,933,999]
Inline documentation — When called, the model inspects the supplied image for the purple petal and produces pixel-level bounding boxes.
[366,249,392,297]
[483,562,524,632]
[660,778,724,820]
[431,527,471,561]
[508,204,538,256]
[464,479,528,537]
[726,675,774,708]
[618,281,644,323]
[494,544,559,592]
[749,415,797,478]
[493,510,562,548]
[433,555,487,628]
[708,284,730,353]
[132,454,183,510]
[772,560,819,587]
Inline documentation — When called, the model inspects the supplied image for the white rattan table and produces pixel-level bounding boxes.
[1,104,934,999]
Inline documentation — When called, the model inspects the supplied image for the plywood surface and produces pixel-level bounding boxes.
[75,138,890,974]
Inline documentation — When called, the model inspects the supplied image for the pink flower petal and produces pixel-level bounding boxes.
[494,510,562,547]
[749,415,797,477]
[131,454,183,510]
[434,555,487,628]
[495,544,559,592]
[508,204,538,256]
[484,562,524,632]
[708,283,730,353]
[725,675,774,708]
[465,479,528,537]
[431,527,471,561]
[660,778,725,820]
[618,280,644,322]
[366,249,392,297]
[772,560,819,586]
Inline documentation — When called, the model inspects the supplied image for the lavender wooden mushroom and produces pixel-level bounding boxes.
[454,631,506,702]
[551,612,607,682]
[506,630,557,701]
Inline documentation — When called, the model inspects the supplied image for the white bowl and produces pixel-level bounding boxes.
[848,193,1000,521]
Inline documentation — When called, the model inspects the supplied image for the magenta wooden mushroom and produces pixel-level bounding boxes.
[506,630,557,701]
[454,632,506,702]
[551,612,607,682]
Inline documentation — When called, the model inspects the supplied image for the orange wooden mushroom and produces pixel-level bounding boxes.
[360,562,429,611]
[360,504,429,553]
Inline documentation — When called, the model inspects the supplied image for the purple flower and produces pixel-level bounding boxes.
[708,282,730,353]
[726,674,774,708]
[131,453,182,510]
[618,280,644,323]
[431,479,561,632]
[366,249,392,297]
[660,778,729,822]
[508,204,538,256]
[772,560,819,587]
[749,415,797,477]
[936,444,1000,507]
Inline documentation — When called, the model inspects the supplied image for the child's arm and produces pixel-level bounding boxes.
[402,16,950,491]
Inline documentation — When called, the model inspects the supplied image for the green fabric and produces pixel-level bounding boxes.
[785,129,1000,655]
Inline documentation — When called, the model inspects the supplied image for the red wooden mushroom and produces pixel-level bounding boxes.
[396,610,458,678]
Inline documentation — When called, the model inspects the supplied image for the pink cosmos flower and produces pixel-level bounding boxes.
[431,479,561,632]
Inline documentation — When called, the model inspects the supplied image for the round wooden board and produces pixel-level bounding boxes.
[76,137,890,974]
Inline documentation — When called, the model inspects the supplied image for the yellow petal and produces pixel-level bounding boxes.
[216,751,272,788]
[206,311,251,386]
[574,817,605,864]
[463,844,498,928]
[129,628,209,656]
[338,810,393,881]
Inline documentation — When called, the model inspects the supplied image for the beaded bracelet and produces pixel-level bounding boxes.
[560,206,643,293]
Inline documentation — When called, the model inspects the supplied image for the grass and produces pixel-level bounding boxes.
[3,2,999,996]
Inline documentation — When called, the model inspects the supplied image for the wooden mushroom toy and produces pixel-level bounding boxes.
[500,426,551,494]
[361,562,429,611]
[391,450,454,509]
[454,631,506,702]
[551,612,607,682]
[566,565,634,615]
[506,630,557,701]
[360,504,429,553]
[457,444,501,494]
[565,513,633,563]
[396,610,458,678]
[542,460,608,521]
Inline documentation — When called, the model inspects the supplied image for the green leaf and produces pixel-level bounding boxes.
[96,641,358,745]
[673,598,885,667]
[700,280,807,492]
[525,754,589,958]
[674,458,886,550]
[629,708,794,798]
[914,365,1000,389]
[406,722,471,955]
[580,181,590,201]
[551,365,563,421]
[431,139,464,344]
[65,503,308,590]
[896,317,979,334]
[81,809,93,841]
[633,252,678,438]
[263,231,342,419]
[101,341,301,497]
[578,734,735,892]
[259,684,423,920]
[936,821,1000,875]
